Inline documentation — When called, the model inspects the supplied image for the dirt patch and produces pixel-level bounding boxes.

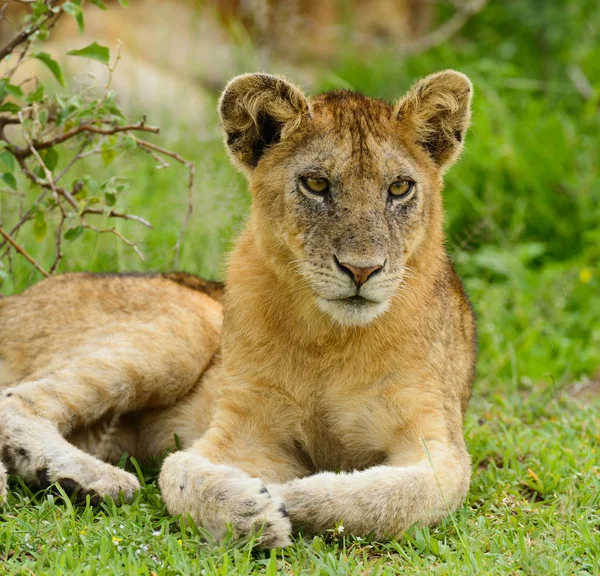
[568,374,600,400]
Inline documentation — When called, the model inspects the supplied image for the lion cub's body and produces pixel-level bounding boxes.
[1,71,476,547]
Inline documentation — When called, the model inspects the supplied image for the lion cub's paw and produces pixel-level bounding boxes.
[159,452,292,548]
[38,459,140,505]
[216,476,292,548]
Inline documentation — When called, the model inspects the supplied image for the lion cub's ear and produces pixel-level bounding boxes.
[218,73,310,173]
[395,70,472,170]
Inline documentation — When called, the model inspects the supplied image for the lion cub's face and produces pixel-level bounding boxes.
[220,72,472,325]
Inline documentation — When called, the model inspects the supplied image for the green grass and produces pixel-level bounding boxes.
[1,0,600,573]
[1,393,599,574]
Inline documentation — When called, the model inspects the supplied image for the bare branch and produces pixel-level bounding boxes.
[48,210,65,274]
[81,207,152,228]
[12,122,161,159]
[136,138,195,268]
[0,225,49,277]
[399,0,489,55]
[15,157,153,228]
[83,222,145,261]
[0,188,48,253]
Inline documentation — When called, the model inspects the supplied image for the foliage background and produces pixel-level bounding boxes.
[1,0,599,573]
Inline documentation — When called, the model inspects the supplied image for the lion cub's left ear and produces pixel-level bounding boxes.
[219,73,311,174]
[395,70,472,170]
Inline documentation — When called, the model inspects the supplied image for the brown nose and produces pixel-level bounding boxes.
[337,260,384,287]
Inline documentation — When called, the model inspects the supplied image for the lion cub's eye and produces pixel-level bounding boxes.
[301,176,330,195]
[388,179,414,199]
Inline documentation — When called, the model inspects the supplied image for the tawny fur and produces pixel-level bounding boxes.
[0,71,476,548]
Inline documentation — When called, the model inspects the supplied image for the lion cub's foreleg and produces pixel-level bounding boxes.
[0,334,211,503]
[0,397,140,503]
[158,394,309,548]
[159,449,293,547]
[273,438,471,538]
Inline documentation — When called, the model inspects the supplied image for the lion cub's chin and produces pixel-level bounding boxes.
[317,297,390,326]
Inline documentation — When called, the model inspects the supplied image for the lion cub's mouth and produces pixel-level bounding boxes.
[334,295,375,304]
[318,293,389,326]
[344,295,370,304]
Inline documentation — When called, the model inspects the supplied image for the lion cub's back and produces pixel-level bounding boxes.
[0,272,223,382]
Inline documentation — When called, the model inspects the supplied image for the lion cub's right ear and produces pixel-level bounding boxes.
[218,73,311,174]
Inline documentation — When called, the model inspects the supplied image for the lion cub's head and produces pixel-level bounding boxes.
[219,71,472,326]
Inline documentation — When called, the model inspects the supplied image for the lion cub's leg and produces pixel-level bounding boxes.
[160,449,293,547]
[0,398,140,503]
[272,431,471,538]
[0,334,212,502]
[158,389,309,548]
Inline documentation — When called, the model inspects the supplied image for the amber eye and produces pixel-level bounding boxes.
[388,179,414,198]
[301,176,329,195]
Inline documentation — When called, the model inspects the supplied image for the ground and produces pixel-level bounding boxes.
[1,1,599,573]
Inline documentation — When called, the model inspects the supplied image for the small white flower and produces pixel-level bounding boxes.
[337,525,344,534]
[153,530,161,536]
[355,536,362,541]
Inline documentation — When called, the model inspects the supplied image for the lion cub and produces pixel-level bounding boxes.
[0,71,475,548]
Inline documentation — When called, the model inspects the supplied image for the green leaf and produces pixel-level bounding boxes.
[27,84,45,103]
[76,11,85,34]
[64,226,84,241]
[105,192,117,207]
[90,0,107,9]
[2,173,17,190]
[101,144,116,166]
[0,102,21,113]
[38,109,49,126]
[4,83,24,99]
[0,151,14,172]
[33,211,48,241]
[62,2,85,33]
[67,42,110,65]
[118,0,129,6]
[41,148,59,171]
[31,0,48,18]
[34,52,65,86]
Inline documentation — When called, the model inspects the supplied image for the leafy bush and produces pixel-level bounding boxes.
[0,0,193,284]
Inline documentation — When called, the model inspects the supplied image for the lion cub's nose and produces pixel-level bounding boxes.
[336,259,384,287]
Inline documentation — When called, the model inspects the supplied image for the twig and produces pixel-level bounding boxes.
[567,64,595,101]
[54,136,93,184]
[0,187,26,197]
[0,12,61,61]
[49,210,65,274]
[82,207,152,227]
[0,226,49,277]
[83,222,145,261]
[12,122,160,159]
[136,138,194,268]
[19,110,70,270]
[0,188,47,253]
[398,0,488,55]
[16,157,153,227]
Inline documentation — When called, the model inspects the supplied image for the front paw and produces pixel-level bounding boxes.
[159,452,292,548]
[37,458,140,505]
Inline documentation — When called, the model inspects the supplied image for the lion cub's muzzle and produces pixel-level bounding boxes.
[307,254,396,326]
[333,256,385,289]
